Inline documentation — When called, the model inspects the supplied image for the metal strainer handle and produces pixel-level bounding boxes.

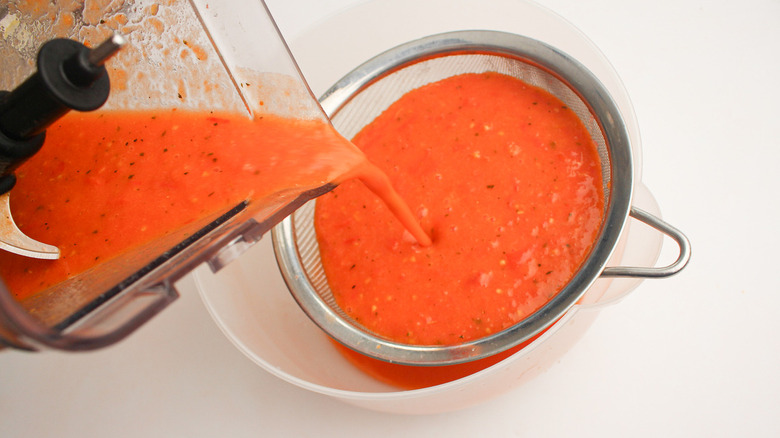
[600,207,691,278]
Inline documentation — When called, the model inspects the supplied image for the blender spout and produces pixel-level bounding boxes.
[186,0,339,271]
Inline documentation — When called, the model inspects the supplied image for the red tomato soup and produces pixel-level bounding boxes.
[0,110,371,301]
[314,72,604,388]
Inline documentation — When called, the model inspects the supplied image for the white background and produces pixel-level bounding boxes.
[2,0,779,436]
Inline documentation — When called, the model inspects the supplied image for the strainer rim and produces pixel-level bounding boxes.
[272,30,633,365]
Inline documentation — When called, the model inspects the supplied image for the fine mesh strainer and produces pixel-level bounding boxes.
[272,30,689,366]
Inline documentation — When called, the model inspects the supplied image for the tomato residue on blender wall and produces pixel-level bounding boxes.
[314,72,605,389]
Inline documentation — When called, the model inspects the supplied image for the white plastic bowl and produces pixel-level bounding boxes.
[194,0,675,414]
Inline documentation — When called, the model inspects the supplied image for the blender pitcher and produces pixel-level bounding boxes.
[0,0,345,351]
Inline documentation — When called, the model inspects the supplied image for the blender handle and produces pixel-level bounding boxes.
[600,207,691,278]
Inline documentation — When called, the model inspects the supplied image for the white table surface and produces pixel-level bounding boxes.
[2,0,779,436]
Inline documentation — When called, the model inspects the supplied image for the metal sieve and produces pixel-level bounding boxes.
[272,30,689,366]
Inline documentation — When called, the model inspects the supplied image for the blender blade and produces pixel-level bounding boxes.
[0,192,59,259]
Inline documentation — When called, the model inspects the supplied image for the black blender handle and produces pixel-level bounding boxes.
[0,33,125,194]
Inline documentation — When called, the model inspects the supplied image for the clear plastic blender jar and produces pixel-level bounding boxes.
[0,0,339,351]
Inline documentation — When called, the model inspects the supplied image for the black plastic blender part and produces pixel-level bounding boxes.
[0,33,125,259]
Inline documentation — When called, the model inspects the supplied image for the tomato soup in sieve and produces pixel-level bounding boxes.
[314,72,604,387]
